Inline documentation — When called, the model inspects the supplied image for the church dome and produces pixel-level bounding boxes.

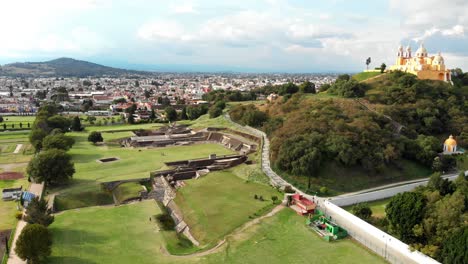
[444,135,457,147]
[415,44,428,57]
[432,53,444,65]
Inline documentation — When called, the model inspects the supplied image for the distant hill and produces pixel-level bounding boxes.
[0,58,150,77]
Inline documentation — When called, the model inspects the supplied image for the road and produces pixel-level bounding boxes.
[329,172,464,206]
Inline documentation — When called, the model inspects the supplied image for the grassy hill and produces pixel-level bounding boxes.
[352,71,383,82]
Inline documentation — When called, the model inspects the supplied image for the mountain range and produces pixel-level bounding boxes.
[0,58,150,77]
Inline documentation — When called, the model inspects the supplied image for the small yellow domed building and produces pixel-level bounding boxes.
[443,135,459,154]
[389,43,452,82]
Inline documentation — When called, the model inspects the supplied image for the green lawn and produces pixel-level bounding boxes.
[0,178,27,230]
[174,168,280,246]
[343,198,391,219]
[353,72,383,82]
[49,201,385,264]
[204,209,385,264]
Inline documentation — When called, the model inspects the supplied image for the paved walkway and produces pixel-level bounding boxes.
[12,144,23,154]
[7,183,44,264]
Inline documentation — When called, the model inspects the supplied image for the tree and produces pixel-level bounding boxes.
[71,116,82,131]
[46,115,71,132]
[27,149,75,186]
[440,227,468,264]
[381,63,387,73]
[24,197,54,226]
[366,57,371,70]
[15,224,52,264]
[279,82,299,95]
[128,114,135,124]
[319,83,331,92]
[299,81,316,93]
[150,108,156,120]
[29,128,48,151]
[352,203,373,221]
[144,89,152,99]
[209,105,223,118]
[165,107,177,122]
[88,131,103,144]
[42,133,75,151]
[386,192,426,242]
[180,107,188,120]
[276,133,323,189]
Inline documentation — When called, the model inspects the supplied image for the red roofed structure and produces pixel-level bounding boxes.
[290,194,316,215]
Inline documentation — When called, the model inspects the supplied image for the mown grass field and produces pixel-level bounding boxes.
[48,201,171,264]
[0,116,35,130]
[0,131,32,231]
[0,178,28,231]
[49,202,385,264]
[174,168,280,247]
[204,209,385,264]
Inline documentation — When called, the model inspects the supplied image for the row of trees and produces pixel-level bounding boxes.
[254,81,316,96]
[202,90,257,102]
[322,74,368,98]
[27,104,76,186]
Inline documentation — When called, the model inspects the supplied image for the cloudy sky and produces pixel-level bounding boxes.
[0,0,467,72]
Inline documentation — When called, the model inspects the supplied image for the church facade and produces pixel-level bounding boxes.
[389,44,451,82]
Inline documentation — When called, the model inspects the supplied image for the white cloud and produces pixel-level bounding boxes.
[137,20,193,42]
[170,1,198,14]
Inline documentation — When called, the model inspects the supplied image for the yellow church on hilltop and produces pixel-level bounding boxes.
[389,43,452,82]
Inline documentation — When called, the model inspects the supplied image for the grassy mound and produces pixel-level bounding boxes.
[54,184,114,211]
[113,182,144,204]
[174,169,280,246]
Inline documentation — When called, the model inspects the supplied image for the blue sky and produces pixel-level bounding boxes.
[0,0,467,72]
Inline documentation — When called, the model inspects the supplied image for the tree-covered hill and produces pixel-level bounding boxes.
[229,71,467,195]
[0,57,150,77]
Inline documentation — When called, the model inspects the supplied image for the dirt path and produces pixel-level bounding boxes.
[161,204,285,258]
[0,162,28,171]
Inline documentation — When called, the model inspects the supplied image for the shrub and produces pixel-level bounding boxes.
[15,212,23,220]
[254,194,258,199]
[271,195,279,204]
[88,131,104,144]
[319,186,329,195]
